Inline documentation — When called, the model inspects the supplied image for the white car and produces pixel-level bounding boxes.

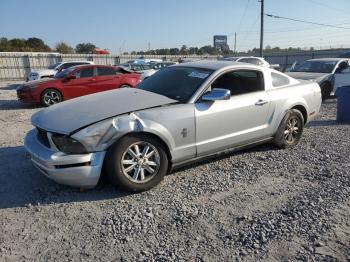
[27,61,94,81]
[222,56,280,69]
[126,59,163,64]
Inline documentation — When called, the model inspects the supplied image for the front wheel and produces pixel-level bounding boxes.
[105,135,168,192]
[273,109,304,149]
[40,89,62,107]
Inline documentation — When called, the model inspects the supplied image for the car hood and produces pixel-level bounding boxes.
[286,72,330,82]
[31,88,177,135]
[18,78,58,90]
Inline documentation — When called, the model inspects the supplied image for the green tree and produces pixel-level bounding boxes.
[169,48,180,55]
[75,42,96,54]
[55,42,74,54]
[180,45,188,55]
[199,45,218,55]
[0,37,10,51]
[26,37,51,51]
[188,47,198,55]
[0,37,51,52]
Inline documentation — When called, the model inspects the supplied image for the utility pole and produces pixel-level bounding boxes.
[148,42,151,51]
[259,0,264,57]
[234,32,237,53]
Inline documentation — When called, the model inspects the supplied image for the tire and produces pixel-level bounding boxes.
[320,82,332,100]
[273,109,304,149]
[105,134,168,192]
[120,84,132,88]
[40,89,63,107]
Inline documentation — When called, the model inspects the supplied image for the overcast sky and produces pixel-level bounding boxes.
[1,0,350,53]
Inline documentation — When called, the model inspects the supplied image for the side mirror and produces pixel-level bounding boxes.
[202,88,231,101]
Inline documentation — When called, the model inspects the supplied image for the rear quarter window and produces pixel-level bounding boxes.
[97,67,116,76]
[271,72,290,87]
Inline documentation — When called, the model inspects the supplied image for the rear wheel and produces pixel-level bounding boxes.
[120,84,132,88]
[273,109,304,149]
[40,89,62,107]
[105,135,168,192]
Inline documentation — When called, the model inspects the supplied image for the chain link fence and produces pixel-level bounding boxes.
[0,49,349,81]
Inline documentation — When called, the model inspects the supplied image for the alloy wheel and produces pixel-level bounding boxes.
[284,117,300,143]
[43,91,61,105]
[121,142,160,183]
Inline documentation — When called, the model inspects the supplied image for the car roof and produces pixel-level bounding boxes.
[69,64,114,70]
[172,60,257,70]
[61,61,93,63]
[225,56,264,59]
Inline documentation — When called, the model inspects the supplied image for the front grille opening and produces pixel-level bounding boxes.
[36,128,50,148]
[55,162,91,169]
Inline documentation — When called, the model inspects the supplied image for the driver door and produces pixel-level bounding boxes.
[63,66,98,99]
[333,61,350,94]
[195,69,271,156]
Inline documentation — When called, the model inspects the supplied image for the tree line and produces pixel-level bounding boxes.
[0,37,317,55]
[0,37,98,54]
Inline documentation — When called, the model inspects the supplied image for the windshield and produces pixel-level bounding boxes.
[137,67,213,103]
[54,67,76,78]
[48,62,61,70]
[291,60,337,73]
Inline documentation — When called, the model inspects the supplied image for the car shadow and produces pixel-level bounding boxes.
[322,97,336,104]
[0,99,40,110]
[307,119,340,127]
[170,143,276,174]
[0,143,277,209]
[0,83,22,90]
[0,146,131,210]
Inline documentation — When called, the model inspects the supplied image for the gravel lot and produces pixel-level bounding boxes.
[0,81,349,261]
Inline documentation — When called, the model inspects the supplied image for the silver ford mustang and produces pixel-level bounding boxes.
[24,61,322,192]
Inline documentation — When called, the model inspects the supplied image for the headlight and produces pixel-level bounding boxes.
[51,135,88,154]
[71,118,116,152]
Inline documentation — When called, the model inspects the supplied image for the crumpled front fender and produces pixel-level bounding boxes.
[71,113,175,154]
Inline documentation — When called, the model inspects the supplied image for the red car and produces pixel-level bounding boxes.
[17,65,141,106]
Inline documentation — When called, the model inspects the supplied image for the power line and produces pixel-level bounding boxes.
[305,0,349,14]
[265,13,350,30]
[237,0,250,32]
[238,15,260,50]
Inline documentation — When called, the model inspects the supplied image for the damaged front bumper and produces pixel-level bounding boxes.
[24,129,106,188]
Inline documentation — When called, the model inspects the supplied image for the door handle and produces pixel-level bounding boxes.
[88,78,96,82]
[255,99,268,106]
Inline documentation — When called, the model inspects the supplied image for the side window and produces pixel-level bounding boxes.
[211,70,264,96]
[153,63,162,70]
[338,62,350,73]
[61,63,74,70]
[271,72,290,87]
[133,65,142,71]
[97,67,116,76]
[75,67,94,78]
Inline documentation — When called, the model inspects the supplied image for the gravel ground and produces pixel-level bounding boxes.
[0,81,349,261]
